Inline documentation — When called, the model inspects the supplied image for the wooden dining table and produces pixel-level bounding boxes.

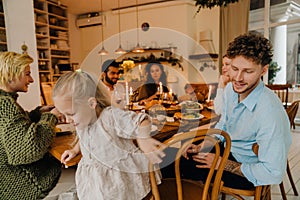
[49,107,220,167]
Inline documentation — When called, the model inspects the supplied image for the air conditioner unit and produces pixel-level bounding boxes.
[76,15,102,28]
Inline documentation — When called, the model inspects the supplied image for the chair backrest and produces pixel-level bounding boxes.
[286,100,300,127]
[149,128,231,200]
[266,84,291,109]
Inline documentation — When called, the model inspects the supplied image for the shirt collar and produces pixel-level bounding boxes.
[238,81,264,112]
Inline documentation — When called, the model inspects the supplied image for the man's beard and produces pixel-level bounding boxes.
[105,75,118,86]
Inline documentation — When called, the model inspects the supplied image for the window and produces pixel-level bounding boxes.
[249,0,300,85]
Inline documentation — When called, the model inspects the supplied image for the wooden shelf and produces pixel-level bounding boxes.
[34,8,47,15]
[49,24,68,31]
[50,36,68,40]
[51,55,69,59]
[188,53,218,60]
[48,12,67,20]
[36,33,48,39]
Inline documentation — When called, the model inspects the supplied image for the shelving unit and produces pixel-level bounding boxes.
[34,0,70,86]
[116,47,182,70]
[0,0,7,52]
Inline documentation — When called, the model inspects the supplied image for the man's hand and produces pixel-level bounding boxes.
[192,152,221,170]
[182,143,201,159]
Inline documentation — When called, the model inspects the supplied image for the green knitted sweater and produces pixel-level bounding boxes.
[0,89,61,199]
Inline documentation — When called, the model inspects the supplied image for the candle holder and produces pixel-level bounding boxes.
[125,102,133,111]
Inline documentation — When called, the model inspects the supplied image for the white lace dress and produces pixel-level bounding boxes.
[75,106,160,200]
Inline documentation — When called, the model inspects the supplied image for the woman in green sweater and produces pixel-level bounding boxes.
[0,52,61,199]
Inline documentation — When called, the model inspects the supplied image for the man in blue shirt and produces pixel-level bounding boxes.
[181,33,292,189]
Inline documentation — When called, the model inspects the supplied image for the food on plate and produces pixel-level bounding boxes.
[181,101,203,110]
[55,127,62,132]
[182,112,201,119]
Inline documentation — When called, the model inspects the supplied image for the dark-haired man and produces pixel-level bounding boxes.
[101,59,120,91]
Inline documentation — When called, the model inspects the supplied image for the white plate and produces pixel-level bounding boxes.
[151,125,158,132]
[182,114,204,121]
[56,123,75,132]
[180,101,204,110]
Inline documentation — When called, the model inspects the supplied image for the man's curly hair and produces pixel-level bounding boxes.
[226,32,273,67]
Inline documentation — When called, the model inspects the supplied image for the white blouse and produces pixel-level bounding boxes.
[75,106,160,200]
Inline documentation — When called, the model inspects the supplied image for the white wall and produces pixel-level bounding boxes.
[71,0,220,96]
[3,0,41,110]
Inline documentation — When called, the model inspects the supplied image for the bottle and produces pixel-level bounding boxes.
[54,65,60,74]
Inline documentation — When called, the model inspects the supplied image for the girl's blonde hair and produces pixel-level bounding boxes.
[0,52,33,86]
[52,70,111,109]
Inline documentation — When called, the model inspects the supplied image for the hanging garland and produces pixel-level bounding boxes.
[194,0,239,12]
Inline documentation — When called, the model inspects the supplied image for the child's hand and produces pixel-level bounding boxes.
[61,149,78,165]
[137,137,166,164]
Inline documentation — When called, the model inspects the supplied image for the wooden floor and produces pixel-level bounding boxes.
[224,126,300,200]
[270,126,300,200]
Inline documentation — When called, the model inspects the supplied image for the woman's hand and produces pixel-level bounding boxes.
[218,75,230,89]
[40,105,55,113]
[51,108,66,123]
[137,137,166,164]
[192,152,221,170]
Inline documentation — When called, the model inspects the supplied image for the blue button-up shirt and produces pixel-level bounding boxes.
[215,81,291,186]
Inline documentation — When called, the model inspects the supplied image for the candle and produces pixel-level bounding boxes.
[129,87,133,95]
[207,85,212,102]
[169,88,172,96]
[159,82,163,94]
[125,82,129,105]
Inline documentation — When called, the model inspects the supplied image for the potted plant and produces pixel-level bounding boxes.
[194,0,239,12]
[268,61,281,84]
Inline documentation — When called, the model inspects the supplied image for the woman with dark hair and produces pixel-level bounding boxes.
[133,62,169,104]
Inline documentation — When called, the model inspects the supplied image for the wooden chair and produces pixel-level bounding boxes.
[220,143,271,200]
[266,84,292,109]
[286,99,300,129]
[277,100,300,200]
[239,101,300,200]
[149,128,231,200]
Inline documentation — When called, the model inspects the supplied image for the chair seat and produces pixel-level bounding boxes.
[157,178,208,200]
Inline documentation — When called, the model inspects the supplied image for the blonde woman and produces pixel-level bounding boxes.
[0,52,61,199]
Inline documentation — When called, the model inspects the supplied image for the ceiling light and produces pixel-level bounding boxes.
[114,0,126,54]
[98,0,108,55]
[132,0,144,53]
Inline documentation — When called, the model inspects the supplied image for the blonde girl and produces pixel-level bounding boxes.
[52,70,164,200]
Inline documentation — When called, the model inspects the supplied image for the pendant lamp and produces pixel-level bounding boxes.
[132,0,144,53]
[115,0,126,54]
[98,0,108,55]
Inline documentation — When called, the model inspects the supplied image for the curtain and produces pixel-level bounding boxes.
[219,0,250,70]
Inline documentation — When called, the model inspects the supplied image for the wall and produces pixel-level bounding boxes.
[3,0,41,110]
[70,0,220,96]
